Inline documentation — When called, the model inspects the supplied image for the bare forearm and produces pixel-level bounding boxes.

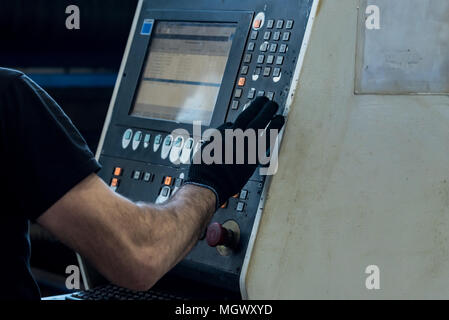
[133,184,216,281]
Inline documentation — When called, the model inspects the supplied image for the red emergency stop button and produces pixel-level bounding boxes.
[206,222,233,247]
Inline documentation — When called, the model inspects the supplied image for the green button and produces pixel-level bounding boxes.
[124,130,132,140]
[134,132,142,141]
[155,135,162,144]
[164,136,172,146]
[144,134,151,143]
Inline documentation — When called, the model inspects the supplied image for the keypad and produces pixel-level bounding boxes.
[230,17,295,118]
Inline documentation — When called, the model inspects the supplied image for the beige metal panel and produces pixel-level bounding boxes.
[246,0,449,299]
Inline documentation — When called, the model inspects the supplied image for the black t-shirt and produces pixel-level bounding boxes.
[0,68,101,300]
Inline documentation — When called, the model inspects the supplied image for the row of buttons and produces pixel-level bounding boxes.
[250,30,291,42]
[122,129,199,165]
[255,18,294,30]
[247,42,288,54]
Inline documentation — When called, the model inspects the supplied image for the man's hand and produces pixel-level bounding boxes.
[185,96,285,208]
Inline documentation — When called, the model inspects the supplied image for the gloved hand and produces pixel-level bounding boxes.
[185,96,285,209]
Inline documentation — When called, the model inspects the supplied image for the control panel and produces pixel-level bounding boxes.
[80,0,314,299]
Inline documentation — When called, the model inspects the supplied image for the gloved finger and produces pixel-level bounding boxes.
[247,100,279,130]
[234,96,269,130]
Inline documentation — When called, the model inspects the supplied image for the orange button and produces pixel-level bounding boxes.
[113,167,123,176]
[164,176,173,186]
[232,193,239,198]
[254,19,262,29]
[238,77,246,87]
[221,202,228,209]
[111,178,119,187]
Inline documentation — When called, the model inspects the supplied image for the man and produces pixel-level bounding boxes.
[0,67,284,300]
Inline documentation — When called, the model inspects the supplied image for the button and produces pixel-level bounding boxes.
[174,178,183,188]
[220,201,228,209]
[206,222,231,247]
[111,178,119,187]
[257,90,265,97]
[236,202,245,212]
[247,88,256,99]
[273,31,281,41]
[122,129,133,149]
[250,30,258,40]
[263,67,271,77]
[254,67,262,76]
[240,190,248,200]
[143,133,151,148]
[234,88,243,98]
[174,136,183,147]
[241,65,249,75]
[263,31,271,40]
[276,20,284,29]
[253,19,262,29]
[286,20,294,29]
[266,91,275,100]
[161,187,170,197]
[164,135,173,146]
[153,134,162,152]
[134,131,142,141]
[266,19,274,29]
[231,100,239,110]
[232,193,239,198]
[282,32,291,41]
[257,54,265,64]
[269,43,278,53]
[143,172,152,182]
[164,176,173,186]
[266,55,275,64]
[243,53,252,63]
[238,77,246,87]
[273,67,281,77]
[279,44,288,53]
[259,42,269,52]
[276,56,284,65]
[113,167,123,176]
[186,139,194,149]
[247,42,255,51]
[133,171,142,180]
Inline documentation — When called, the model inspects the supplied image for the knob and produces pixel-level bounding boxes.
[206,222,234,247]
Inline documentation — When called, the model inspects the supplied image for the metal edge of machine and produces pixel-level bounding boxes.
[238,0,320,300]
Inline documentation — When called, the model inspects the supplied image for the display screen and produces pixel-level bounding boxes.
[130,21,237,125]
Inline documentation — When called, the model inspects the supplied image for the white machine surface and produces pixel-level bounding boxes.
[245,0,449,299]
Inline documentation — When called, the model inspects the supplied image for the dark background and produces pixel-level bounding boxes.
[0,0,138,296]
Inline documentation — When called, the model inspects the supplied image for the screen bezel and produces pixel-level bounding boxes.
[111,9,253,135]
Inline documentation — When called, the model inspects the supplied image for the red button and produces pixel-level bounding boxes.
[113,167,123,176]
[254,19,262,29]
[206,222,228,247]
[238,77,246,87]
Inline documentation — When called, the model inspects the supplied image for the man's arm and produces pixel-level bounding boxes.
[37,173,216,291]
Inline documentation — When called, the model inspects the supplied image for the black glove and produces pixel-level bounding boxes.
[185,96,285,209]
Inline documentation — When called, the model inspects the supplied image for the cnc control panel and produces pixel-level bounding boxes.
[80,0,314,299]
